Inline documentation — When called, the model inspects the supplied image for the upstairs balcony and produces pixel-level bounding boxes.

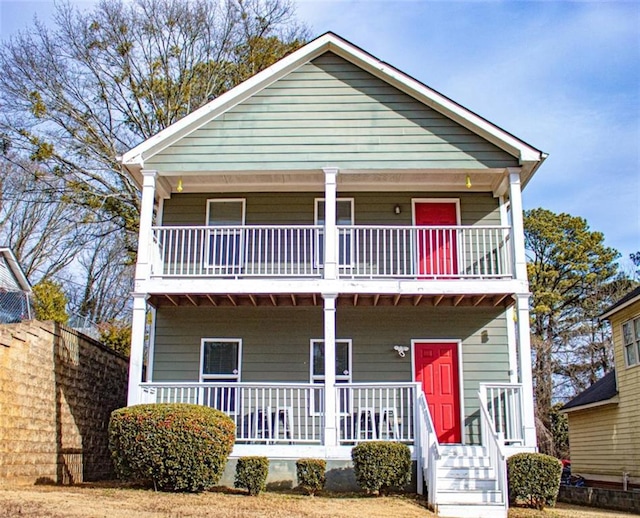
[150,224,513,281]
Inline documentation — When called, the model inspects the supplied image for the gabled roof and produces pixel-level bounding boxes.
[0,248,31,292]
[121,32,546,188]
[561,370,618,413]
[600,286,640,320]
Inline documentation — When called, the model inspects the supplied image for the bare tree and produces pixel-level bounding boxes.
[0,0,308,246]
[0,156,90,281]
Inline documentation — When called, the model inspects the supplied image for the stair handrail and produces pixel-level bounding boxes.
[416,390,441,509]
[478,389,508,507]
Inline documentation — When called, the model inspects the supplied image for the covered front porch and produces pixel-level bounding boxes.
[137,380,525,452]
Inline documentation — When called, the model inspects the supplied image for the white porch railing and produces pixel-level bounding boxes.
[151,225,322,277]
[335,383,417,443]
[338,225,512,278]
[480,383,524,445]
[415,391,441,503]
[149,224,512,280]
[478,389,508,507]
[139,382,324,444]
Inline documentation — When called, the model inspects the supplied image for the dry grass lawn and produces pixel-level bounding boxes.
[0,483,431,518]
[0,483,638,518]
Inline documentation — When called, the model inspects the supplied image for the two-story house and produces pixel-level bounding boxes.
[121,33,545,518]
[562,286,640,490]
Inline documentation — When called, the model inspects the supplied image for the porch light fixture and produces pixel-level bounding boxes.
[394,204,401,215]
[465,174,472,189]
[393,345,409,358]
[177,177,184,193]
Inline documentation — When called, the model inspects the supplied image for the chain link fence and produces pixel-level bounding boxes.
[67,313,101,341]
[0,289,32,324]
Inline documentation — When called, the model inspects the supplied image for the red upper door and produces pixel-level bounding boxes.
[414,202,458,277]
[414,342,462,444]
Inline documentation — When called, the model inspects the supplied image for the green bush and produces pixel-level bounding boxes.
[108,403,235,492]
[507,452,562,509]
[234,456,269,496]
[351,442,411,495]
[296,458,326,496]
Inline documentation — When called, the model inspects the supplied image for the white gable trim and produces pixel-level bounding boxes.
[0,248,31,292]
[121,32,545,183]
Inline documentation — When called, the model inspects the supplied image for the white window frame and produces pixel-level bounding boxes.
[310,338,352,415]
[199,338,242,414]
[205,198,246,270]
[622,317,640,368]
[314,198,355,268]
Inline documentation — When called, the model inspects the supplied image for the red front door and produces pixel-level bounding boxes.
[414,202,458,277]
[414,342,462,443]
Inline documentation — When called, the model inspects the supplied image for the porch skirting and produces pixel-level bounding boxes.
[217,454,418,493]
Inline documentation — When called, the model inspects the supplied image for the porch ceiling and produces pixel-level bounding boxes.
[155,168,510,197]
[148,292,514,309]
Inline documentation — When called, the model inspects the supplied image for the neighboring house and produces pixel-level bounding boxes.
[562,286,640,489]
[0,248,32,323]
[121,33,546,518]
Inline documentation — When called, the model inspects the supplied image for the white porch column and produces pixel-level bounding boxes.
[323,167,339,280]
[508,168,527,281]
[323,293,338,447]
[127,293,148,405]
[128,170,156,405]
[516,293,537,447]
[134,170,158,285]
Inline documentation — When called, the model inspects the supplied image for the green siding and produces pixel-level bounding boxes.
[148,52,517,172]
[152,305,509,442]
[161,192,501,226]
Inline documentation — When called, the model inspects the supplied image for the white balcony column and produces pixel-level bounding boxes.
[323,293,338,447]
[323,167,339,280]
[134,170,158,285]
[127,293,148,405]
[515,293,537,448]
[508,168,527,281]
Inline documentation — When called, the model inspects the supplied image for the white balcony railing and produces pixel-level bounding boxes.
[150,224,512,280]
[338,225,511,278]
[152,225,322,277]
[480,383,524,445]
[140,382,324,444]
[336,383,417,443]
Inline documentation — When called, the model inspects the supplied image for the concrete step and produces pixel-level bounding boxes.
[438,476,497,491]
[437,502,507,518]
[440,454,492,468]
[436,489,503,505]
[437,465,495,479]
[440,445,486,457]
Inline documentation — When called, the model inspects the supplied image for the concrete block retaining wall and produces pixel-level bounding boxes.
[0,321,128,484]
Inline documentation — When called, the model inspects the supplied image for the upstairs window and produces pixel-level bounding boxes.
[623,317,640,367]
[206,199,245,270]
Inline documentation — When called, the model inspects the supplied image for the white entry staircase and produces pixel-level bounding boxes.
[434,445,507,518]
[416,392,508,518]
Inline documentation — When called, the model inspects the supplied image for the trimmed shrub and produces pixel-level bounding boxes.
[296,458,326,496]
[235,456,269,496]
[109,403,235,492]
[351,442,411,495]
[507,452,562,509]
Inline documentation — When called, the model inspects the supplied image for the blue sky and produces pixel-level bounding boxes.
[1,0,638,268]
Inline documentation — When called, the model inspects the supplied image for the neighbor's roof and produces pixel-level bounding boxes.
[0,248,31,292]
[561,370,618,413]
[121,31,546,187]
[600,286,640,321]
